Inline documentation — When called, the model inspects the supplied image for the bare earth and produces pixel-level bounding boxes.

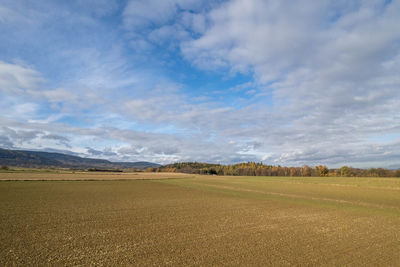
[0,171,194,181]
[1,172,399,266]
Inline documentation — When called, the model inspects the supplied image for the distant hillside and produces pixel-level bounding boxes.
[0,148,160,170]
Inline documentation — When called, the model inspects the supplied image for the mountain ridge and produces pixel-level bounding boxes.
[0,148,160,169]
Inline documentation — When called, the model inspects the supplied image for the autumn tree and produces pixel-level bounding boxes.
[301,165,312,176]
[315,165,329,176]
[340,166,350,176]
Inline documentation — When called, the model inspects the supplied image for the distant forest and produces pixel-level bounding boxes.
[147,162,400,177]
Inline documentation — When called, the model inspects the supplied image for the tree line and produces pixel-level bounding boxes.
[146,162,400,177]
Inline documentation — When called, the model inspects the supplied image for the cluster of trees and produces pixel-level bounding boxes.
[146,162,400,177]
[1,165,9,170]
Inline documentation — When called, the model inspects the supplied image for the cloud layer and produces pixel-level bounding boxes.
[1,0,400,167]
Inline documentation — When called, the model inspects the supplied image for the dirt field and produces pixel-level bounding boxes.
[1,173,399,266]
[0,171,195,181]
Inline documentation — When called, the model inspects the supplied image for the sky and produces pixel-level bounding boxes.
[0,0,400,168]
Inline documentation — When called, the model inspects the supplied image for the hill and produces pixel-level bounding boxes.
[0,148,160,170]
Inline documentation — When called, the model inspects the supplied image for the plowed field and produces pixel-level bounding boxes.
[1,173,399,265]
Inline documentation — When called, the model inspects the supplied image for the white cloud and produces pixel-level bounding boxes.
[0,61,44,94]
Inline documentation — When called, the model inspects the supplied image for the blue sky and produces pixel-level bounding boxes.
[1,0,400,167]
